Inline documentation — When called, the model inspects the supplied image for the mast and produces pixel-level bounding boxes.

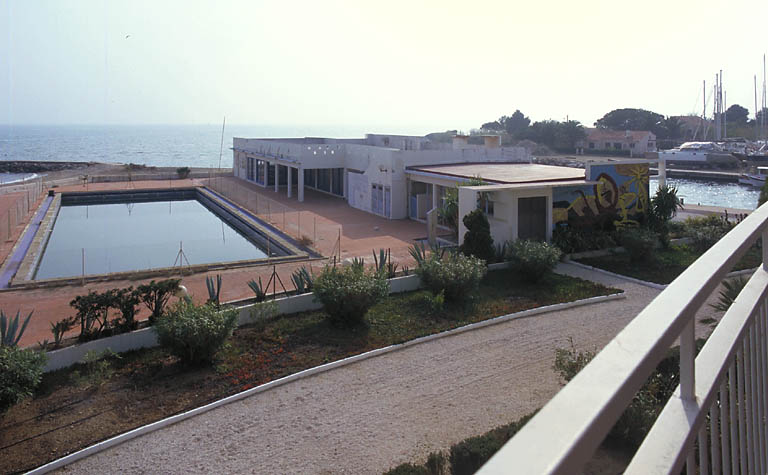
[724,90,727,138]
[755,75,759,140]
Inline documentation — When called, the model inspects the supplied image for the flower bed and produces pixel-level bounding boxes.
[0,269,619,473]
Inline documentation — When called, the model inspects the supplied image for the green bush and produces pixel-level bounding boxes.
[460,209,494,263]
[137,279,181,324]
[0,346,47,413]
[384,463,430,475]
[176,166,191,179]
[416,252,486,303]
[619,228,658,263]
[449,412,536,475]
[553,339,695,448]
[505,240,562,283]
[154,302,238,365]
[551,226,618,254]
[683,215,733,252]
[313,264,389,327]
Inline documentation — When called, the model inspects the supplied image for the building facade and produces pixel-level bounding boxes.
[578,129,657,156]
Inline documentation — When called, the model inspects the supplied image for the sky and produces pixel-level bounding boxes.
[2,0,768,134]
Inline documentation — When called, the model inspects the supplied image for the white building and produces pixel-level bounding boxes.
[233,134,652,246]
[232,134,530,220]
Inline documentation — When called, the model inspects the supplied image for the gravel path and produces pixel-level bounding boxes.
[59,264,725,474]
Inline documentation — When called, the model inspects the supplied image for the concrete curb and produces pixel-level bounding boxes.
[568,261,758,291]
[566,260,668,290]
[28,291,624,474]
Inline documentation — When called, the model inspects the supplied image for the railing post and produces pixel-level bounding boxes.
[680,319,696,401]
[763,228,768,270]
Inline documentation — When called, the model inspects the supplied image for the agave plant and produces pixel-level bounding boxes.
[1,309,33,347]
[206,274,223,306]
[408,242,428,266]
[247,277,267,302]
[372,248,388,274]
[291,266,314,294]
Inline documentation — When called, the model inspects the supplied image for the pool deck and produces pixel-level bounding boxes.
[2,177,429,346]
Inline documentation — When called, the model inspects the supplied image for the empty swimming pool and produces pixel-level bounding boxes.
[34,192,277,280]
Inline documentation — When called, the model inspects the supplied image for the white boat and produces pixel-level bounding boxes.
[738,166,768,187]
[658,142,736,163]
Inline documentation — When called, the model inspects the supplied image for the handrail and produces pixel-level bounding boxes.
[478,202,768,474]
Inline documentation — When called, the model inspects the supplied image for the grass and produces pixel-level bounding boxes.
[0,268,619,473]
[575,244,761,285]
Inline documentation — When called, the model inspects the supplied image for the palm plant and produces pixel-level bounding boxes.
[247,277,267,302]
[710,276,750,312]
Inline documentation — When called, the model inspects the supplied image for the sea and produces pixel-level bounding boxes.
[0,125,761,210]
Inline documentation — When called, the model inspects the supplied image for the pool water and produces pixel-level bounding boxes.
[35,199,268,279]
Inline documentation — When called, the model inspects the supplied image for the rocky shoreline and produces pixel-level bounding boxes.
[0,160,106,173]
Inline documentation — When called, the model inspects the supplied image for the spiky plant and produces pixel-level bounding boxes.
[1,310,33,347]
[247,277,267,302]
[710,276,750,313]
[206,274,223,306]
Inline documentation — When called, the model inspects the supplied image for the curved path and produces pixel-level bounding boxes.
[58,264,722,474]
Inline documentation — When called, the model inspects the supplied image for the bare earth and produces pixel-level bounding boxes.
[58,264,726,474]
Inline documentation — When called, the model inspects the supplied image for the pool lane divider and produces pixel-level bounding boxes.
[0,194,54,289]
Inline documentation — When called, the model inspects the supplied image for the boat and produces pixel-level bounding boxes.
[658,142,737,163]
[738,166,768,187]
[733,142,768,161]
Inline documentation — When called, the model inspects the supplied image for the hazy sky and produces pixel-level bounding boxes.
[3,0,768,133]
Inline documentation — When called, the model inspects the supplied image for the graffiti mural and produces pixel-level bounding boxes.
[552,163,649,230]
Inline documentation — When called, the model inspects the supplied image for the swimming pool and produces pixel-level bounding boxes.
[10,188,308,284]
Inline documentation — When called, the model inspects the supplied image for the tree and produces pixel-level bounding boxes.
[524,120,586,152]
[460,209,494,263]
[726,104,749,125]
[595,108,665,136]
[480,110,531,138]
[650,184,683,248]
[658,116,683,141]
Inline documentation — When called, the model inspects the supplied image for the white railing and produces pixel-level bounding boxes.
[479,202,768,474]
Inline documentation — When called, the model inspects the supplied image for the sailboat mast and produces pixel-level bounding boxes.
[755,75,759,140]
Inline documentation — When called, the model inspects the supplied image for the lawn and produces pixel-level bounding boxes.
[575,244,761,285]
[0,268,619,473]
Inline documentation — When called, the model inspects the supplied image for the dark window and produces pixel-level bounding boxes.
[588,142,595,149]
[518,197,547,241]
[613,142,622,150]
[317,169,331,192]
[331,168,344,196]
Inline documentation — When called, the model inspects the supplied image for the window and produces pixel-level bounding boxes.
[588,142,595,149]
[605,142,611,149]
[484,200,494,217]
[629,143,635,149]
[613,142,622,150]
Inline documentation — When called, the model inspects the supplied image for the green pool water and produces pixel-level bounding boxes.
[35,199,268,279]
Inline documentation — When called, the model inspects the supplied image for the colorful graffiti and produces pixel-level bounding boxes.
[552,163,649,230]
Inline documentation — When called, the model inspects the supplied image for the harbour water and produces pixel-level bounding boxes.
[649,177,759,211]
[1,125,762,211]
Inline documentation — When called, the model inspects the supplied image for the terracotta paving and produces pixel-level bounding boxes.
[0,177,429,346]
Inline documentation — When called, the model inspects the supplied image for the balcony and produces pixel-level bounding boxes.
[479,203,768,474]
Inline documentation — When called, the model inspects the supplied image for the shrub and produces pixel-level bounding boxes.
[460,209,495,263]
[553,339,694,448]
[110,287,140,332]
[384,464,430,475]
[505,240,562,283]
[291,266,314,294]
[136,279,181,324]
[313,265,389,327]
[684,215,733,252]
[416,252,486,303]
[70,291,113,341]
[176,166,191,179]
[619,228,658,263]
[448,412,536,475]
[154,302,238,365]
[551,226,617,254]
[0,346,47,414]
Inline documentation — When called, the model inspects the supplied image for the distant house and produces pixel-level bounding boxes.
[577,129,656,156]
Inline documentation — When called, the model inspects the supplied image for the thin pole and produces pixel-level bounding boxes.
[755,75,759,140]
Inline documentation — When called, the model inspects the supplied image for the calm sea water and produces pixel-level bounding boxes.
[35,199,268,279]
[0,124,374,169]
[1,125,760,210]
[650,177,760,210]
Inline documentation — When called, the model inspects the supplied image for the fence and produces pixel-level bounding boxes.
[479,202,768,474]
[202,177,343,260]
[0,178,45,243]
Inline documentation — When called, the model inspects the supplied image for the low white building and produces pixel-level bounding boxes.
[232,134,530,219]
[233,134,652,247]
